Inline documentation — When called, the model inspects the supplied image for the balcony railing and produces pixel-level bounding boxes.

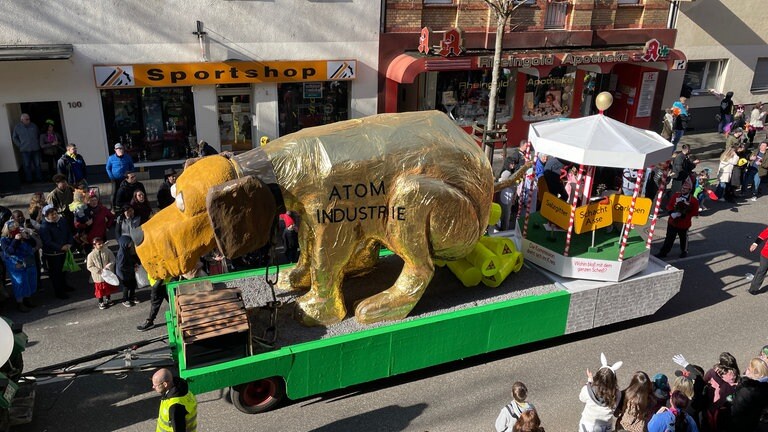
[544,1,569,29]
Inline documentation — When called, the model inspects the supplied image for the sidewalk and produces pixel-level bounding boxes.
[0,130,736,214]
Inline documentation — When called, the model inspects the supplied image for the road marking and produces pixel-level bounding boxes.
[65,322,79,326]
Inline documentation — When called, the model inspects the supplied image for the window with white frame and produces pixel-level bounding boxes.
[683,60,727,95]
[751,58,768,92]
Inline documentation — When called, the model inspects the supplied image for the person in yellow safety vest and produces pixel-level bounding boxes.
[153,368,197,432]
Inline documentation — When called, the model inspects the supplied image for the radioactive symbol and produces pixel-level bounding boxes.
[502,244,512,255]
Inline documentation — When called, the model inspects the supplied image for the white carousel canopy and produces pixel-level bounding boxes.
[528,115,674,169]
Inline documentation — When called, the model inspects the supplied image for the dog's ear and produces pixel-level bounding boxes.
[206,176,276,259]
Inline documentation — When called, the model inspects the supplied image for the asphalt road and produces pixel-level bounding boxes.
[8,158,768,431]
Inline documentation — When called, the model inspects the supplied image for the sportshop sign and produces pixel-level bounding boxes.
[94,60,356,88]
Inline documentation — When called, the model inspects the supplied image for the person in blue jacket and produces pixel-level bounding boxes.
[105,143,135,210]
[647,390,699,432]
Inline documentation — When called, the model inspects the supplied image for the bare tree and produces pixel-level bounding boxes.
[481,0,524,163]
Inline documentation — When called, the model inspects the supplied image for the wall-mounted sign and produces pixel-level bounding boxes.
[94,60,357,88]
[303,82,323,99]
[636,72,659,118]
[417,27,465,57]
[476,40,674,70]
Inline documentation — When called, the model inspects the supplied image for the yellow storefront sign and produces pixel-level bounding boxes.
[611,194,652,226]
[94,60,356,88]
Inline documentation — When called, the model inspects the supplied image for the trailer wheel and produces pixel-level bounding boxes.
[230,377,286,414]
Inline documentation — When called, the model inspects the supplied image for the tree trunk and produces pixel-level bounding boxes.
[483,13,509,165]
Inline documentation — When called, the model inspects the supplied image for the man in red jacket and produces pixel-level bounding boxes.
[655,175,699,259]
[748,226,768,295]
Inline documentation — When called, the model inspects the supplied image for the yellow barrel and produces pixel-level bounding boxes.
[481,257,514,288]
[478,236,518,257]
[488,203,502,226]
[509,251,524,273]
[466,242,501,277]
[447,259,482,287]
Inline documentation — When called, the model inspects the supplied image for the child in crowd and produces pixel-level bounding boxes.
[70,188,94,251]
[495,381,535,432]
[693,169,715,212]
[579,353,622,432]
[86,237,117,309]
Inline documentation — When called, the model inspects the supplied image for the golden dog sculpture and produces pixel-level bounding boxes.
[136,111,494,325]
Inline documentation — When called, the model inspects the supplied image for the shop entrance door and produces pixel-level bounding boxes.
[8,101,65,180]
[216,86,252,152]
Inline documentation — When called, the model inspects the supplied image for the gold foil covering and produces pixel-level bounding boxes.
[137,111,494,325]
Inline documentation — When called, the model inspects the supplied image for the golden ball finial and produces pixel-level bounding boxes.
[595,91,613,113]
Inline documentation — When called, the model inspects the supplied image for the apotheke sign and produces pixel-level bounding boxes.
[94,60,356,88]
[476,40,670,69]
[478,51,632,68]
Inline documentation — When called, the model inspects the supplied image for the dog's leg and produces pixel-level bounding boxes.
[355,176,481,324]
[294,224,355,326]
[344,239,380,278]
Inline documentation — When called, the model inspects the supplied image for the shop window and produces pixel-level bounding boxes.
[617,0,641,4]
[216,85,252,152]
[522,66,576,122]
[100,87,196,162]
[434,69,514,127]
[278,81,350,136]
[683,59,726,95]
[751,58,768,93]
[424,0,453,4]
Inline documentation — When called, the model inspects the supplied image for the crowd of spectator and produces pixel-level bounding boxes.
[496,348,768,432]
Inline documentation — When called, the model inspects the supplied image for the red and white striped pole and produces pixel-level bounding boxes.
[563,164,585,257]
[618,168,646,261]
[514,142,534,229]
[646,166,669,249]
[522,151,538,240]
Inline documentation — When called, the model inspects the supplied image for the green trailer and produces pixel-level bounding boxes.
[167,248,683,414]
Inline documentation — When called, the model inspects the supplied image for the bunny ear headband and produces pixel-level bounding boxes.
[599,352,623,374]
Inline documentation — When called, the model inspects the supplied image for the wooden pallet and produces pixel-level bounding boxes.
[176,287,252,367]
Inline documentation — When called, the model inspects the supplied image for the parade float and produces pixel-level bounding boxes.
[521,92,675,282]
[131,110,682,413]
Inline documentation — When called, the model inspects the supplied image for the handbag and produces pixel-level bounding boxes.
[135,264,150,288]
[62,249,80,272]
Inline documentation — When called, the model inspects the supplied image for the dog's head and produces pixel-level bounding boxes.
[136,155,277,280]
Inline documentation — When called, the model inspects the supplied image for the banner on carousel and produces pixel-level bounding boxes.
[541,193,652,235]
[611,195,652,226]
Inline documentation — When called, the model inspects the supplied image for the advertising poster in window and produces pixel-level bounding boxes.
[636,72,658,118]
[522,67,576,122]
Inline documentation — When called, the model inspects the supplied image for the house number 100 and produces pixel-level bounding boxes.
[67,101,82,108]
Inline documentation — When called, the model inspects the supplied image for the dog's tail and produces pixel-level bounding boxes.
[493,161,533,194]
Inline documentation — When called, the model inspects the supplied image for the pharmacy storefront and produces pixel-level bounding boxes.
[382,29,686,147]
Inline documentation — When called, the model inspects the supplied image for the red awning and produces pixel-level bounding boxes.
[386,48,688,83]
[386,54,426,84]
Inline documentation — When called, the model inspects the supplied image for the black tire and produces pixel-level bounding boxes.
[230,377,286,414]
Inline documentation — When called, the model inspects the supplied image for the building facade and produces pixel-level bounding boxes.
[0,1,379,191]
[380,0,686,146]
[663,0,768,132]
